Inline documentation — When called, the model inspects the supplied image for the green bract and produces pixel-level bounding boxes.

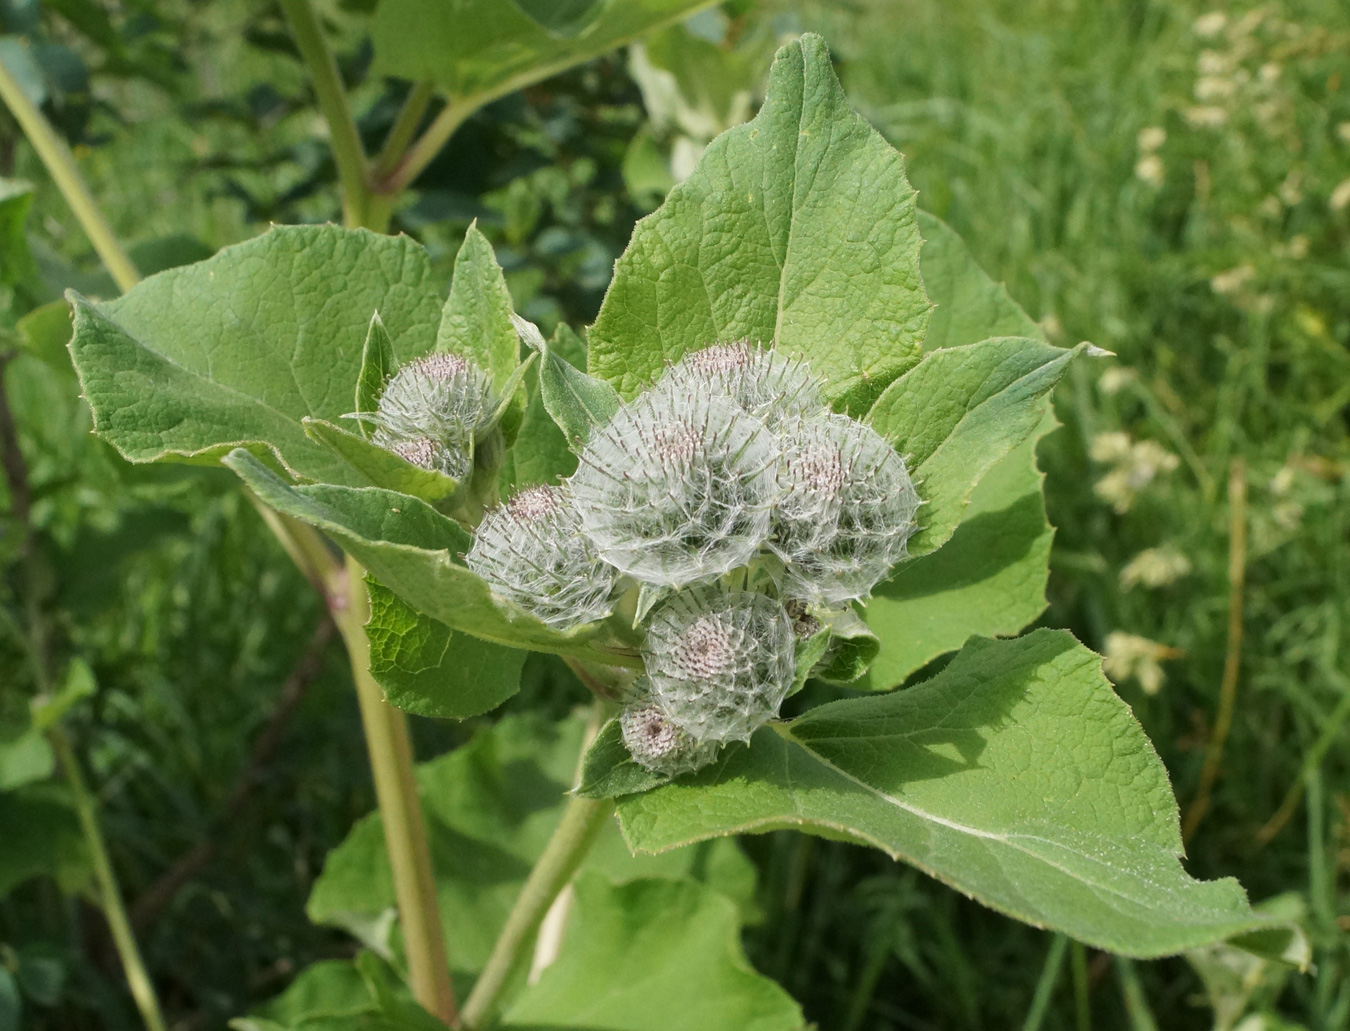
[65,31,1304,975]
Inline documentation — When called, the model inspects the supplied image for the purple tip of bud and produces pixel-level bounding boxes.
[407,352,469,381]
[389,437,437,469]
[507,484,566,522]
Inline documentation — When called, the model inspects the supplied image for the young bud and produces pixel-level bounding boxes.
[368,352,495,481]
[619,682,720,777]
[569,391,781,587]
[652,341,826,423]
[466,484,619,629]
[643,587,795,743]
[773,413,921,604]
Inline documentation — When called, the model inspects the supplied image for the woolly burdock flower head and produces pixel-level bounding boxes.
[368,352,495,481]
[773,413,920,605]
[643,587,794,743]
[569,391,780,587]
[619,682,720,777]
[652,341,825,423]
[466,485,618,629]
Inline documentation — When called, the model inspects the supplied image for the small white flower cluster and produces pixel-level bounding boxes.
[469,342,921,776]
[366,353,497,481]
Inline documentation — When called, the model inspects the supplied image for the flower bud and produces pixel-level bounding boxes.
[619,682,720,777]
[773,413,920,604]
[652,341,825,423]
[643,587,795,743]
[368,352,495,481]
[569,391,781,587]
[466,484,619,629]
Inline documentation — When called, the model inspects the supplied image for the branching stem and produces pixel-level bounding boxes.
[0,50,139,291]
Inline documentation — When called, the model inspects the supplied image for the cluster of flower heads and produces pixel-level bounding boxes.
[466,341,921,777]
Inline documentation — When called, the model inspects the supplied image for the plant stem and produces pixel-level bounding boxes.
[1113,957,1158,1031]
[50,727,166,1031]
[1070,941,1091,1031]
[277,0,370,228]
[375,99,471,197]
[333,555,457,1024]
[461,793,615,1028]
[0,49,139,291]
[1020,934,1067,1031]
[1183,457,1247,842]
[373,81,435,181]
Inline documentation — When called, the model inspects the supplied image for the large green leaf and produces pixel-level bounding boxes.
[309,713,757,975]
[365,580,525,719]
[858,404,1056,689]
[615,631,1306,961]
[224,449,634,665]
[915,211,1044,350]
[67,225,444,483]
[502,875,804,1030]
[867,337,1089,555]
[371,0,713,107]
[588,34,930,413]
[437,223,521,398]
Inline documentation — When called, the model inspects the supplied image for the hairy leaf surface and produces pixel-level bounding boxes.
[589,34,930,413]
[615,631,1306,960]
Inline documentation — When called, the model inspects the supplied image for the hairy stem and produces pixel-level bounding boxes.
[461,793,615,1028]
[333,556,457,1023]
[375,99,470,197]
[277,0,370,227]
[0,51,139,291]
[51,728,167,1031]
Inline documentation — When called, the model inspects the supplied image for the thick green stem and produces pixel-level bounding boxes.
[461,793,615,1028]
[1020,934,1067,1031]
[334,556,457,1024]
[277,0,370,227]
[0,49,139,291]
[51,728,166,1031]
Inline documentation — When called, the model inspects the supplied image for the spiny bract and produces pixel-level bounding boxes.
[773,412,921,605]
[643,587,795,743]
[650,340,826,423]
[368,352,495,481]
[619,681,720,777]
[466,485,618,629]
[568,391,781,588]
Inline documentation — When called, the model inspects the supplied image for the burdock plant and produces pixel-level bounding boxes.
[61,29,1301,1031]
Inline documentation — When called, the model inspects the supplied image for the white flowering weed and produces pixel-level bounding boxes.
[569,390,781,587]
[650,340,826,423]
[643,587,794,743]
[367,352,495,480]
[466,485,618,629]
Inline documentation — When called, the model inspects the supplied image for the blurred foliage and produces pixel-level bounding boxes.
[1,0,1347,1028]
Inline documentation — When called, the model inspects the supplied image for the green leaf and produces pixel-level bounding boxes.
[500,341,577,490]
[365,579,525,720]
[0,178,39,291]
[438,223,520,396]
[0,784,90,900]
[867,337,1089,555]
[31,657,95,731]
[811,607,879,685]
[223,449,632,664]
[858,404,1056,690]
[615,631,1307,961]
[371,0,713,105]
[302,418,459,503]
[916,211,1044,350]
[578,719,668,800]
[589,34,930,414]
[67,225,444,483]
[355,312,396,427]
[501,875,805,1030]
[0,724,53,792]
[309,712,758,974]
[254,960,375,1025]
[515,316,620,450]
[14,301,74,373]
